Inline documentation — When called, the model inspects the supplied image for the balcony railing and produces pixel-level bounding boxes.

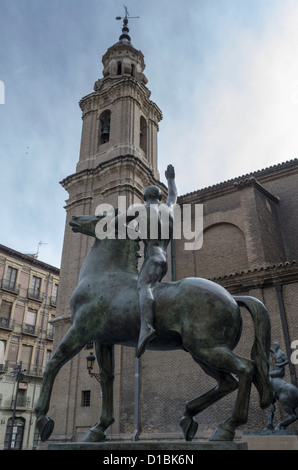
[27,288,44,303]
[0,363,8,374]
[0,279,20,295]
[2,395,32,409]
[21,323,40,337]
[0,317,15,330]
[4,361,45,377]
[46,329,54,340]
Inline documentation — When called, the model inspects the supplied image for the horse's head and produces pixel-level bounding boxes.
[70,213,141,274]
[70,214,101,237]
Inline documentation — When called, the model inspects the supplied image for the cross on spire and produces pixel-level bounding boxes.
[116,5,140,44]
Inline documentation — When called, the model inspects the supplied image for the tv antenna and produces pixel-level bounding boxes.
[36,241,48,257]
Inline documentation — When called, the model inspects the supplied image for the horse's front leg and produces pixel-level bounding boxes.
[84,343,115,442]
[35,325,86,441]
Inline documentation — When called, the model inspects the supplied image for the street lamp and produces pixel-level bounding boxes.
[86,353,101,382]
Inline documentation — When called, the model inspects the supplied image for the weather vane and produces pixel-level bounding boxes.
[116,5,140,22]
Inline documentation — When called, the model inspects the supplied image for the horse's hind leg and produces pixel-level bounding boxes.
[84,343,115,442]
[184,345,254,441]
[180,361,238,441]
[264,401,276,430]
[35,325,88,441]
[275,405,298,430]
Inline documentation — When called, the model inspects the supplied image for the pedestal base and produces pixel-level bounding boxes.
[48,440,247,451]
[243,431,298,450]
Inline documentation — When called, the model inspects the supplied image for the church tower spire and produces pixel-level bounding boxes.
[75,9,162,182]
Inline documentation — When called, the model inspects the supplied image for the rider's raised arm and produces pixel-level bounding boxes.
[165,164,178,207]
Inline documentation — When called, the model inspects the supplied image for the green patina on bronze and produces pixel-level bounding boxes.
[35,213,272,443]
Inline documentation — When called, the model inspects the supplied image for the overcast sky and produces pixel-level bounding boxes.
[1,0,298,268]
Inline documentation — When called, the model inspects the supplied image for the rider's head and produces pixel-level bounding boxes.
[143,185,162,202]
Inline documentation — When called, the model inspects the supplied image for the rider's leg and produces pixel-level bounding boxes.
[136,256,167,357]
[136,286,156,358]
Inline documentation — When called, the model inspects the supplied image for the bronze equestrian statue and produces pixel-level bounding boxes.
[35,191,272,444]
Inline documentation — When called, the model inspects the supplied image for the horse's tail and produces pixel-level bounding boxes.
[234,295,273,409]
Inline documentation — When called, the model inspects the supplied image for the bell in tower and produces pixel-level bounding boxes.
[100,112,110,144]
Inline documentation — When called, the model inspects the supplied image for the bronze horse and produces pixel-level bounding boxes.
[35,214,272,443]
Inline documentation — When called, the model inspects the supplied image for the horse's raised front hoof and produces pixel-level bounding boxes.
[210,423,235,441]
[83,428,107,442]
[36,416,55,442]
[180,415,198,441]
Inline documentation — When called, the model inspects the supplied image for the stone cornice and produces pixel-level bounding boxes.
[179,158,298,204]
[79,77,162,122]
[60,154,167,194]
[233,177,279,203]
[208,259,298,293]
[0,244,60,274]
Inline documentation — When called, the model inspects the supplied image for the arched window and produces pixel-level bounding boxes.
[140,116,147,155]
[99,110,111,145]
[117,62,122,75]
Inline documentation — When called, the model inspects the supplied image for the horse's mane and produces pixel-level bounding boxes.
[96,237,141,274]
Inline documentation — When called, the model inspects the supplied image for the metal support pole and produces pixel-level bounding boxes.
[132,357,141,441]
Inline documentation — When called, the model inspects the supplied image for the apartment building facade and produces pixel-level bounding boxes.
[0,244,59,449]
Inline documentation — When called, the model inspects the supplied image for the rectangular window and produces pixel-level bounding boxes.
[25,308,37,334]
[0,340,6,365]
[26,308,37,326]
[31,276,41,297]
[53,284,58,300]
[51,284,58,306]
[7,342,19,364]
[0,300,13,327]
[48,322,54,338]
[22,344,33,371]
[81,390,91,407]
[5,267,17,290]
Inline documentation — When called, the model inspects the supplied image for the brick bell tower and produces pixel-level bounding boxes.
[47,14,163,442]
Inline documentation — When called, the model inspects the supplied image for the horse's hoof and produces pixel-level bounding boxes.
[180,415,198,441]
[210,423,235,441]
[36,416,55,442]
[83,428,106,442]
[263,425,274,431]
[274,425,284,431]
